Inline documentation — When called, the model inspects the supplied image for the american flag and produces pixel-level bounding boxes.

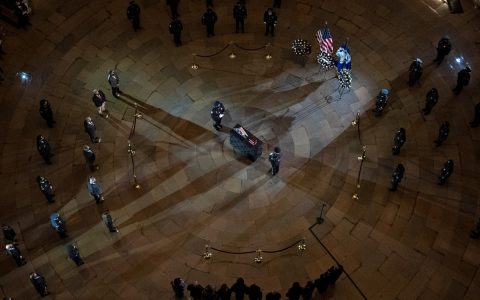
[316,25,334,54]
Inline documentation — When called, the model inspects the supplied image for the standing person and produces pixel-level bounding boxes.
[39,99,55,128]
[210,100,225,130]
[36,176,55,203]
[408,58,423,87]
[273,0,282,8]
[29,272,49,297]
[92,89,108,117]
[107,70,121,98]
[422,88,439,115]
[67,243,84,266]
[233,2,247,33]
[202,7,218,37]
[169,17,183,47]
[268,147,281,175]
[101,210,119,232]
[83,145,99,171]
[434,121,450,147]
[2,224,16,241]
[247,284,262,300]
[302,281,315,300]
[36,135,53,165]
[470,102,480,128]
[187,281,204,300]
[87,177,104,203]
[171,277,186,298]
[167,0,180,18]
[15,0,31,29]
[389,163,405,192]
[50,212,67,238]
[453,66,471,95]
[392,128,406,155]
[84,117,101,143]
[217,284,232,300]
[5,243,26,267]
[127,1,141,32]
[372,88,389,117]
[264,8,277,37]
[438,159,454,185]
[230,278,247,300]
[286,282,303,300]
[433,36,451,65]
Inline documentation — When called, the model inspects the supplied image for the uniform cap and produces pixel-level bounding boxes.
[88,177,96,184]
[83,145,90,151]
[415,58,423,64]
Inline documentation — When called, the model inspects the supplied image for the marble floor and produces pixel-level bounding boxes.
[0,0,479,299]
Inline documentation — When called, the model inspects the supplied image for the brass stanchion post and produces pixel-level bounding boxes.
[127,141,140,189]
[129,103,143,139]
[352,145,366,200]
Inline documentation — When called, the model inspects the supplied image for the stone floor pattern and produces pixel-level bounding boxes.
[0,0,480,299]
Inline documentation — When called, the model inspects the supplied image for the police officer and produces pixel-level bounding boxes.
[50,212,67,238]
[36,135,53,165]
[210,100,225,130]
[389,163,405,191]
[167,0,180,18]
[434,121,450,147]
[268,146,281,175]
[233,2,247,33]
[169,17,183,47]
[67,243,84,266]
[470,103,480,128]
[422,88,439,115]
[29,272,49,297]
[84,117,101,143]
[372,88,389,117]
[36,176,55,203]
[392,128,406,155]
[102,210,119,233]
[83,145,98,171]
[202,8,218,37]
[433,36,451,65]
[127,1,141,32]
[2,224,16,241]
[408,58,423,87]
[87,177,104,203]
[92,89,108,117]
[453,66,471,95]
[39,99,55,128]
[264,8,277,37]
[6,243,26,267]
[107,70,121,98]
[438,159,454,185]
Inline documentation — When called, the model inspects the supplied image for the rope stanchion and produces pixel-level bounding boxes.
[194,44,231,58]
[233,43,267,51]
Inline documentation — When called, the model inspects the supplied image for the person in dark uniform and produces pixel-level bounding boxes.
[92,89,108,117]
[438,159,454,185]
[15,1,31,29]
[39,99,55,128]
[36,176,55,203]
[268,146,281,175]
[233,2,247,33]
[169,17,183,47]
[84,117,101,143]
[422,88,439,115]
[36,135,53,165]
[217,284,232,300]
[372,88,389,117]
[230,278,247,300]
[171,277,186,298]
[102,210,119,232]
[67,243,84,266]
[389,163,405,191]
[470,103,480,128]
[50,212,67,238]
[5,243,26,267]
[302,281,315,300]
[187,281,204,300]
[107,70,121,98]
[392,128,406,155]
[167,0,180,18]
[29,272,49,297]
[2,224,16,241]
[83,145,98,171]
[286,282,303,300]
[127,1,141,31]
[202,8,218,37]
[87,177,104,203]
[434,121,450,147]
[408,58,423,87]
[453,66,471,95]
[433,36,451,65]
[264,8,277,37]
[210,100,225,130]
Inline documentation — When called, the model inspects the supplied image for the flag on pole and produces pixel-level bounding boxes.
[335,41,352,72]
[316,24,334,54]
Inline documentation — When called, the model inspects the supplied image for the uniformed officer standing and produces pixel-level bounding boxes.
[202,8,218,37]
[87,177,104,203]
[210,101,225,130]
[50,212,67,238]
[167,0,180,18]
[233,2,247,33]
[408,58,423,87]
[84,117,101,143]
[107,70,121,98]
[36,135,53,165]
[169,17,183,47]
[433,37,451,65]
[83,145,98,171]
[36,176,55,203]
[127,1,141,31]
[438,159,454,185]
[389,163,405,191]
[392,128,406,155]
[102,210,119,233]
[268,147,281,175]
[29,272,49,297]
[14,0,31,29]
[67,243,84,266]
[264,8,277,37]
[92,89,108,117]
[470,103,480,128]
[434,121,450,147]
[39,99,55,128]
[372,88,389,117]
[453,66,471,95]
[422,88,439,115]
[5,243,26,267]
[2,224,16,241]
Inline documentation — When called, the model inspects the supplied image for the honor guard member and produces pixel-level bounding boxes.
[408,58,423,87]
[102,210,119,232]
[389,163,405,191]
[470,103,480,128]
[434,121,450,147]
[107,70,121,98]
[84,117,101,143]
[127,1,141,31]
[83,145,98,171]
[202,7,218,37]
[2,224,16,241]
[434,36,451,65]
[15,0,31,29]
[392,128,406,155]
[5,243,26,267]
[92,89,108,117]
[210,101,225,130]
[36,135,53,165]
[29,272,49,297]
[167,0,180,18]
[233,2,247,33]
[372,88,389,117]
[169,17,183,47]
[67,243,84,266]
[264,8,277,37]
[438,159,454,185]
[50,212,67,238]
[87,177,104,203]
[39,99,55,128]
[268,146,281,175]
[422,88,439,115]
[453,66,471,95]
[36,176,55,203]
[171,278,187,298]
